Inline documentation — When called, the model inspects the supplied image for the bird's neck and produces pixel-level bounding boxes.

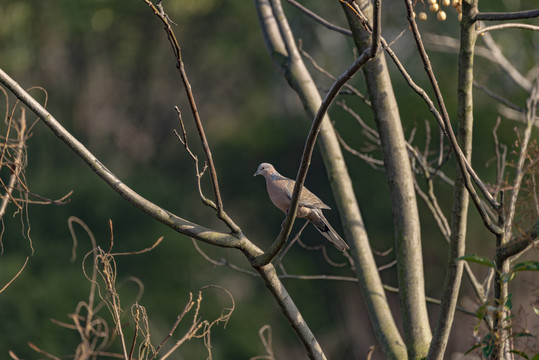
[269,172,285,181]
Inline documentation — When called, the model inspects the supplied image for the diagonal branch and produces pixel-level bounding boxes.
[480,32,533,92]
[254,1,406,358]
[0,68,241,250]
[252,0,381,267]
[285,0,352,36]
[404,0,502,235]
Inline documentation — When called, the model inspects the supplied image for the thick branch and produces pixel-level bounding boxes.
[427,0,477,358]
[0,68,241,249]
[257,264,326,360]
[253,0,380,267]
[255,0,407,358]
[497,221,539,261]
[346,1,432,357]
[475,8,539,21]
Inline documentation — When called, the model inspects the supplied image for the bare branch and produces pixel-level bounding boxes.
[173,107,217,210]
[404,0,502,235]
[497,221,539,261]
[481,32,533,92]
[335,128,385,170]
[0,256,29,294]
[143,0,241,234]
[299,45,371,107]
[505,79,539,238]
[285,0,352,37]
[0,68,242,249]
[253,0,381,267]
[111,236,163,256]
[478,22,539,34]
[150,292,195,360]
[475,8,539,21]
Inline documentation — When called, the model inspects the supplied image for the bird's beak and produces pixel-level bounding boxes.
[254,170,260,177]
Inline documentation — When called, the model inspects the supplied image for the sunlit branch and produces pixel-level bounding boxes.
[143,0,241,234]
[404,0,502,235]
[253,0,382,267]
[477,22,539,34]
[0,68,241,249]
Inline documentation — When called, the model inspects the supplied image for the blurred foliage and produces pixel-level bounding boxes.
[0,0,538,359]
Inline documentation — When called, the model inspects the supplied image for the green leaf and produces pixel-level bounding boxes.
[475,303,487,320]
[509,350,529,360]
[505,293,513,310]
[531,354,539,360]
[464,343,481,355]
[458,254,496,268]
[511,331,535,338]
[481,333,495,357]
[512,261,539,272]
[534,307,539,316]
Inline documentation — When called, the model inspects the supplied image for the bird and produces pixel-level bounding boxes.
[254,162,349,252]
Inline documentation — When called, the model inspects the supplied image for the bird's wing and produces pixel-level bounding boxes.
[283,180,331,210]
[307,209,349,251]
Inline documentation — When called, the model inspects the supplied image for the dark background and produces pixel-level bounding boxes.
[0,0,537,358]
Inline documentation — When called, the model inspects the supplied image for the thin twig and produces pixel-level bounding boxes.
[286,0,352,36]
[149,293,195,360]
[111,236,163,256]
[143,0,241,234]
[504,79,539,239]
[404,0,503,234]
[481,32,533,92]
[192,239,259,277]
[478,22,539,34]
[0,256,29,294]
[299,45,371,107]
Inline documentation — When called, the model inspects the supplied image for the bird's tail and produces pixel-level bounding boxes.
[309,211,349,252]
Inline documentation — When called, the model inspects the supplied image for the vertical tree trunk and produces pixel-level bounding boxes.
[428,1,477,358]
[342,1,432,358]
[255,0,407,358]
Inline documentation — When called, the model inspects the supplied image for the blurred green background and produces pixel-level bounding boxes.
[0,0,537,358]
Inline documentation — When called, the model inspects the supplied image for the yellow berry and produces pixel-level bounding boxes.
[430,3,439,12]
[419,11,428,20]
[452,0,460,8]
[437,10,447,21]
[427,0,437,4]
[442,0,450,6]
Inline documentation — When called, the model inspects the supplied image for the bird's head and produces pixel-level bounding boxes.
[254,162,276,178]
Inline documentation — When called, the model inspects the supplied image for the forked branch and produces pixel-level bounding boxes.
[253,0,382,267]
[143,0,241,234]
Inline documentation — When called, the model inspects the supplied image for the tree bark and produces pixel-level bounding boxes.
[342,1,432,358]
[255,0,407,358]
[428,2,477,357]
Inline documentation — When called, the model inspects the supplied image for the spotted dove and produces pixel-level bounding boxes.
[254,163,349,252]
